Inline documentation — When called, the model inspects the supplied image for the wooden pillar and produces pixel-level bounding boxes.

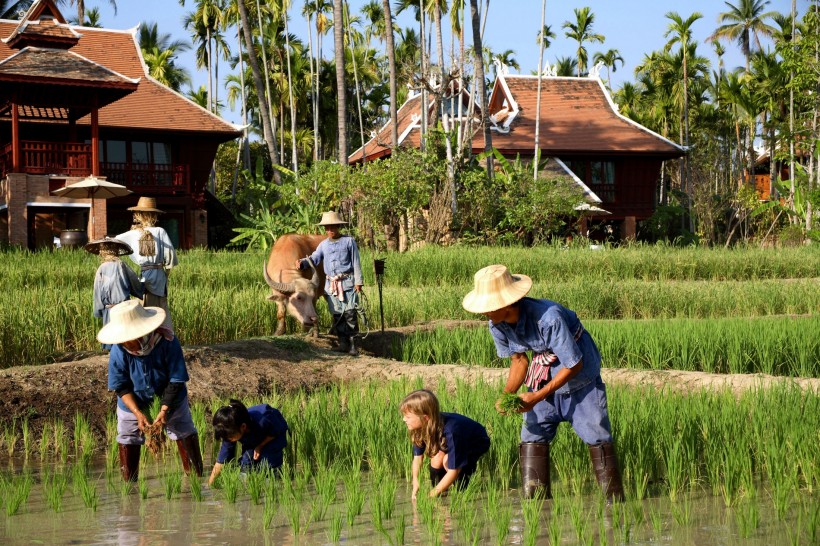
[91,99,100,176]
[11,99,20,172]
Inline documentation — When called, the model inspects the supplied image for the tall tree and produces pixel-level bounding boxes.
[592,48,624,89]
[138,22,192,91]
[383,0,398,147]
[665,11,703,223]
[470,0,491,178]
[333,0,347,164]
[708,0,777,72]
[562,6,605,77]
[67,0,116,24]
[236,0,281,179]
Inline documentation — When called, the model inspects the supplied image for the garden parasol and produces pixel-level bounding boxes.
[51,176,132,238]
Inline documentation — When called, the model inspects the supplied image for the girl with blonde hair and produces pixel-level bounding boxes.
[400,389,490,499]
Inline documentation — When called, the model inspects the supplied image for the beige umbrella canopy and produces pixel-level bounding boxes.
[51,176,132,238]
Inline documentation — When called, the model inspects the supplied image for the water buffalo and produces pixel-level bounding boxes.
[263,233,327,336]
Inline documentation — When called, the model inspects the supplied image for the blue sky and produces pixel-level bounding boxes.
[87,0,801,125]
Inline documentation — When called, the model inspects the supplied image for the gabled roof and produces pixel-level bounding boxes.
[2,0,78,49]
[349,86,478,163]
[0,46,138,87]
[0,14,240,137]
[481,74,685,159]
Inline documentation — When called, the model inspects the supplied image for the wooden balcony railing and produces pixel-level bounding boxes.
[0,140,190,194]
[101,162,190,194]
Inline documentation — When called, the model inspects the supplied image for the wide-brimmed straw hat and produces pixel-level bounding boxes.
[84,237,133,256]
[462,265,532,314]
[127,196,164,213]
[97,300,166,345]
[317,211,347,226]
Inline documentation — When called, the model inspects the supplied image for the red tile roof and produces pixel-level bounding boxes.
[481,75,684,158]
[0,46,138,87]
[349,94,422,163]
[0,20,240,137]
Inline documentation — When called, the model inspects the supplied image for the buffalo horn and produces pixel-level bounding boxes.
[263,262,295,294]
[306,258,320,287]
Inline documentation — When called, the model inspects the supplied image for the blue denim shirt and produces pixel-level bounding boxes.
[306,235,364,294]
[107,336,189,412]
[489,298,602,394]
[217,404,289,465]
[93,260,144,322]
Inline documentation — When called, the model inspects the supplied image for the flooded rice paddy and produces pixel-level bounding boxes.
[1,455,814,545]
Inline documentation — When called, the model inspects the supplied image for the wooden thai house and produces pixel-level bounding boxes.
[0,0,240,249]
[351,66,686,240]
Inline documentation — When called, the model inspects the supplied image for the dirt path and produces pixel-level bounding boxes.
[1,327,817,438]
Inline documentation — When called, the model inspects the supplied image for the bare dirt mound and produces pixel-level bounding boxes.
[0,326,817,438]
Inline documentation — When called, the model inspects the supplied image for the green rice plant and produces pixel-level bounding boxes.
[492,500,512,546]
[219,462,242,503]
[52,420,68,462]
[547,510,562,545]
[21,417,30,456]
[326,509,343,543]
[568,498,587,544]
[804,498,819,545]
[497,392,524,414]
[343,471,364,525]
[5,471,33,516]
[42,468,68,512]
[189,472,203,502]
[39,421,50,458]
[73,412,95,463]
[735,497,760,538]
[77,473,99,511]
[283,491,304,536]
[245,467,265,505]
[523,496,546,546]
[160,467,183,500]
[649,503,663,535]
[263,493,278,530]
[119,478,133,497]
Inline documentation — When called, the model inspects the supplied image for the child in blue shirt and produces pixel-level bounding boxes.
[209,400,289,485]
[400,389,490,499]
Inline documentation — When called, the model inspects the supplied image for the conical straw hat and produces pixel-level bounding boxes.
[84,237,133,256]
[127,196,164,213]
[462,265,532,314]
[97,300,166,345]
[317,211,347,226]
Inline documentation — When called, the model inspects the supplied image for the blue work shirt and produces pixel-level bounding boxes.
[304,235,363,294]
[217,405,289,467]
[107,336,189,412]
[412,412,491,470]
[489,297,602,394]
[92,259,144,325]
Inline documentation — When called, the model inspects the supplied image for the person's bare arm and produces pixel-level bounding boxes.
[518,360,584,412]
[411,454,423,500]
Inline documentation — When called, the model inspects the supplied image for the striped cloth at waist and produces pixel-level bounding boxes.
[524,324,585,390]
[140,263,166,270]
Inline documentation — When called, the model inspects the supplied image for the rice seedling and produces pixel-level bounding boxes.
[245,467,265,505]
[263,493,278,530]
[138,473,149,499]
[218,462,242,503]
[649,503,663,535]
[497,392,524,414]
[547,510,563,545]
[5,471,33,516]
[735,497,760,538]
[52,420,68,463]
[4,423,17,456]
[77,473,99,511]
[39,421,50,458]
[42,468,69,512]
[283,490,304,536]
[671,496,692,527]
[326,508,343,543]
[119,478,133,497]
[189,472,203,502]
[343,471,365,525]
[21,417,30,456]
[523,496,546,546]
[492,500,512,546]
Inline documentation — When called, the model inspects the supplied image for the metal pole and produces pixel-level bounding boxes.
[374,258,385,332]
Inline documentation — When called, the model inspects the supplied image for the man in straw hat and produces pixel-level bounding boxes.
[85,237,144,350]
[296,211,364,355]
[462,265,624,502]
[100,300,203,482]
[117,196,178,331]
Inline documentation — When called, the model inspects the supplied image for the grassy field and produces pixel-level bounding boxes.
[1,244,818,371]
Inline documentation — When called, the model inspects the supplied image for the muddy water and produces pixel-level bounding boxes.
[0,457,811,545]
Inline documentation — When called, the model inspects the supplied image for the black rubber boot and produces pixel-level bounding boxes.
[589,442,625,503]
[329,313,342,336]
[519,442,551,499]
[176,434,204,477]
[348,336,359,356]
[118,443,141,482]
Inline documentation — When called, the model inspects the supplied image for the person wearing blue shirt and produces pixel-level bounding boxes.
[462,265,624,502]
[400,389,490,499]
[100,300,202,482]
[209,400,289,486]
[297,211,364,355]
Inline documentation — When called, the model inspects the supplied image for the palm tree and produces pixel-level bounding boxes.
[236,0,281,178]
[665,11,703,214]
[537,23,555,50]
[383,0,398,147]
[66,0,116,24]
[470,0,491,178]
[333,0,347,164]
[553,56,577,77]
[592,48,624,89]
[183,0,227,114]
[82,6,102,27]
[139,22,192,91]
[562,6,605,77]
[708,0,777,72]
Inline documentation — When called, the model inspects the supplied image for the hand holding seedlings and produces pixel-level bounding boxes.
[497,392,525,414]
